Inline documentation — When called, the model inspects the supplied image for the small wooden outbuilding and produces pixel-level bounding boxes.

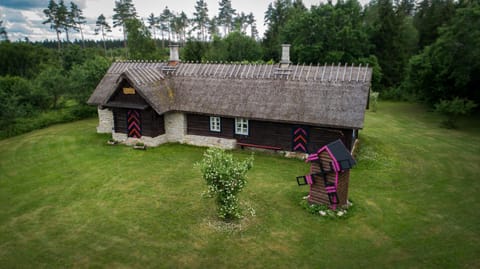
[297,139,356,209]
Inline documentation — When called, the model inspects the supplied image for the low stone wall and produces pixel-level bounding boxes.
[97,107,113,133]
[112,131,168,147]
[184,135,237,150]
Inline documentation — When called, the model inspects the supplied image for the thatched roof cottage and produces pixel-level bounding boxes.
[88,45,372,154]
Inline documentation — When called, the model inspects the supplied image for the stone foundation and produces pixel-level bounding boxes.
[112,131,168,147]
[97,107,113,133]
[184,135,236,149]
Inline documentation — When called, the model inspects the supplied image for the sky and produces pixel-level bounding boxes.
[0,0,368,42]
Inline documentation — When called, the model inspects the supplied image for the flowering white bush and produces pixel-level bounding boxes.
[198,148,253,221]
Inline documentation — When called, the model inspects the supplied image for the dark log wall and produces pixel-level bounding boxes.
[310,128,353,153]
[235,120,292,149]
[141,108,165,137]
[113,108,127,133]
[187,114,234,139]
[113,108,165,137]
[186,113,354,151]
[109,80,149,106]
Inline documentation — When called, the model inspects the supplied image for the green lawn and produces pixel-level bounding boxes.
[0,102,479,268]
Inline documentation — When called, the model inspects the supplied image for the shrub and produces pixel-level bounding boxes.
[198,148,254,221]
[434,97,477,129]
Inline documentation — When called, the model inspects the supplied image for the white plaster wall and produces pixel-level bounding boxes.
[96,107,113,133]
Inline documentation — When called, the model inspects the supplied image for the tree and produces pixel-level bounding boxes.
[435,97,477,128]
[218,0,236,36]
[35,66,68,109]
[125,18,156,59]
[263,0,306,61]
[147,13,159,47]
[69,2,86,48]
[198,148,254,221]
[246,12,258,39]
[280,0,370,64]
[369,0,417,89]
[177,12,189,45]
[113,0,137,51]
[58,0,70,43]
[403,3,480,105]
[414,0,456,49]
[208,16,219,40]
[223,31,262,61]
[233,12,248,33]
[160,6,173,46]
[68,57,111,104]
[0,20,8,42]
[193,0,209,41]
[95,14,112,56]
[43,0,63,50]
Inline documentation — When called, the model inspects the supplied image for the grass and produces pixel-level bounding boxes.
[0,101,479,268]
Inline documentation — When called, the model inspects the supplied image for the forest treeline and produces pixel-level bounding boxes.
[0,0,479,137]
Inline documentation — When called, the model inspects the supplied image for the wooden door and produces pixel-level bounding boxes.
[127,109,141,138]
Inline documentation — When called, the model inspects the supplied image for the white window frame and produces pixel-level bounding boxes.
[209,116,221,132]
[235,118,249,136]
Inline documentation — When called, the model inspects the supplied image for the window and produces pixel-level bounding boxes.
[235,118,249,135]
[210,116,221,132]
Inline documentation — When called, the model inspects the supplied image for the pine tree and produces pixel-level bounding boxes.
[414,0,456,49]
[178,12,189,45]
[218,0,236,36]
[113,0,137,51]
[246,12,257,39]
[69,2,86,48]
[57,0,70,43]
[160,6,173,45]
[147,13,159,47]
[193,0,209,41]
[43,0,63,50]
[0,20,8,42]
[95,14,112,56]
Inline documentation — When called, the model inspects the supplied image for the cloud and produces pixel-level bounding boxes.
[3,9,27,23]
[0,0,47,10]
[0,0,87,10]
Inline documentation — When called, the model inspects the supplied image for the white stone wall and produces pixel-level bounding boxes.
[164,112,187,142]
[112,131,168,147]
[184,135,237,150]
[112,131,127,142]
[97,107,113,133]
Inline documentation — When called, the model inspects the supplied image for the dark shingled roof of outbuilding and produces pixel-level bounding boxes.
[87,61,372,129]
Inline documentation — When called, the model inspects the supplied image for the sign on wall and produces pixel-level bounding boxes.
[123,87,136,94]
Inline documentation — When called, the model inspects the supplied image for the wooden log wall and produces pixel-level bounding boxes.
[186,113,354,151]
[113,108,127,133]
[141,108,165,137]
[113,108,165,137]
[187,114,234,139]
[109,80,149,106]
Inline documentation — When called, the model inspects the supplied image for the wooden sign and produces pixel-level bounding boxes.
[123,87,135,94]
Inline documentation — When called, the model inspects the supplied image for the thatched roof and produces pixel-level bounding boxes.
[88,61,372,129]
